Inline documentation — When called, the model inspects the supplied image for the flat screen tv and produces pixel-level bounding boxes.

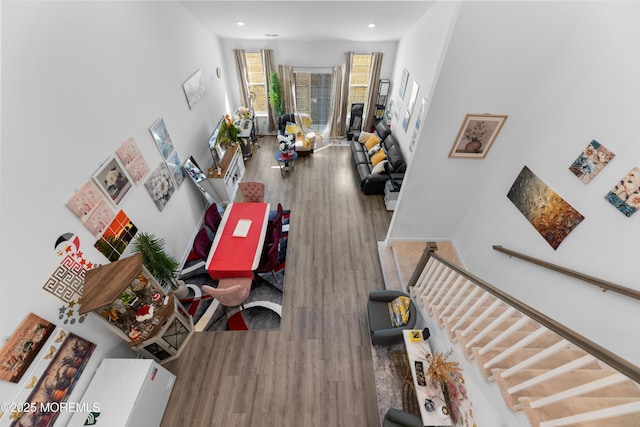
[208,116,226,167]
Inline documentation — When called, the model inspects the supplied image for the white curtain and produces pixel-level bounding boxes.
[279,64,296,114]
[328,66,344,140]
[261,49,277,132]
[233,49,250,108]
[336,52,354,137]
[362,52,384,132]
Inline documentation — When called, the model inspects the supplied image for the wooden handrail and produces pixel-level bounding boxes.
[492,245,640,301]
[412,243,640,384]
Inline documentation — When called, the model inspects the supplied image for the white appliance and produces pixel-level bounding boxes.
[68,358,176,427]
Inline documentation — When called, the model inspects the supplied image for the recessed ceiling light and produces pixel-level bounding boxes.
[368,23,376,28]
[237,21,245,26]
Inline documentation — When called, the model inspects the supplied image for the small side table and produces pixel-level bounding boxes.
[275,150,298,176]
[385,179,400,210]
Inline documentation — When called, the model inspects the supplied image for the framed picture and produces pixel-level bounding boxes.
[116,137,150,185]
[569,140,615,184]
[166,151,185,187]
[399,68,409,100]
[407,80,420,115]
[92,156,132,205]
[149,118,175,160]
[144,162,176,211]
[449,113,508,159]
[415,98,427,131]
[402,110,411,131]
[605,167,640,217]
[182,69,206,109]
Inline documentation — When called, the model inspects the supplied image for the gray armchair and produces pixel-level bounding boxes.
[367,290,417,346]
[382,408,423,427]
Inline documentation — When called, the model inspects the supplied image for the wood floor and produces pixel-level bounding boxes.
[160,137,393,427]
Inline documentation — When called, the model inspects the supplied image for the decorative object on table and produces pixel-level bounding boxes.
[44,233,100,303]
[216,114,241,149]
[507,166,584,249]
[423,348,462,390]
[66,180,116,237]
[449,113,508,159]
[94,210,138,262]
[398,68,409,100]
[182,69,206,110]
[569,140,615,184]
[407,80,420,115]
[144,162,176,211]
[268,70,283,117]
[0,313,56,383]
[149,118,175,160]
[605,166,640,217]
[115,137,150,185]
[130,232,181,292]
[277,133,295,157]
[92,155,132,205]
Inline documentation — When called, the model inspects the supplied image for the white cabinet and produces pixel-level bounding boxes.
[68,359,175,427]
[207,145,245,204]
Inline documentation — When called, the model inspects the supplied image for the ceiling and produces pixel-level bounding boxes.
[180,1,435,42]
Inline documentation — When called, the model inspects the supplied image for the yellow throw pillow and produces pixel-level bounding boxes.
[364,134,381,150]
[388,296,411,327]
[370,150,387,166]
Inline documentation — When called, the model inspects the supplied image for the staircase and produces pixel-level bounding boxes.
[378,240,640,426]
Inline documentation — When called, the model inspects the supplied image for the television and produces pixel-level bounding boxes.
[208,116,226,167]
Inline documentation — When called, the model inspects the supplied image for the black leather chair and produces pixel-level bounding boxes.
[367,290,417,346]
[277,113,296,139]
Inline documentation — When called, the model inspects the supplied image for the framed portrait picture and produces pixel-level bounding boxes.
[399,68,409,100]
[402,110,411,131]
[415,98,427,131]
[407,80,420,115]
[449,114,508,159]
[149,117,175,160]
[92,156,132,205]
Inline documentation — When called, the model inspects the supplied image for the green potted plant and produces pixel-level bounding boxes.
[130,232,188,298]
[268,71,283,117]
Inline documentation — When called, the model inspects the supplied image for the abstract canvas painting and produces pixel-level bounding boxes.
[507,166,584,250]
[605,167,640,217]
[569,140,615,184]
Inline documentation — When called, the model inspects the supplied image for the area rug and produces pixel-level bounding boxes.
[371,342,405,424]
[178,209,289,331]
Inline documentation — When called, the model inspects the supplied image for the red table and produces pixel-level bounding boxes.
[206,202,270,279]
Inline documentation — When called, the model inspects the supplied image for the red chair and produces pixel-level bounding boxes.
[265,203,283,245]
[255,228,281,284]
[204,203,222,234]
[192,227,213,260]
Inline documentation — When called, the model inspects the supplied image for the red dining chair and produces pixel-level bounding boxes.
[204,203,223,234]
[255,228,281,284]
[202,277,252,307]
[265,203,283,245]
[192,227,213,260]
[238,181,265,202]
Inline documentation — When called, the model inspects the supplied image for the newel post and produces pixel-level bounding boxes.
[406,241,438,292]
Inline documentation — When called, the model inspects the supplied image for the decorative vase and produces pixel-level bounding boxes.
[464,139,482,153]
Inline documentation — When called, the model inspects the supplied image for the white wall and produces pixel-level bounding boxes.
[0,1,229,411]
[389,1,640,365]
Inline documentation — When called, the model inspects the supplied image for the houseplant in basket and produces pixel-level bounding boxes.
[130,232,187,298]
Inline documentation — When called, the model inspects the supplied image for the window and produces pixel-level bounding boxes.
[348,54,372,114]
[295,70,333,133]
[244,52,267,113]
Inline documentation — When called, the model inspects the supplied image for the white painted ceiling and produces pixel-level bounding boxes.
[180,1,435,42]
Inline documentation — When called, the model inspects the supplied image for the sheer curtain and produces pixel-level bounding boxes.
[336,51,354,137]
[261,49,277,132]
[362,52,384,132]
[233,49,251,108]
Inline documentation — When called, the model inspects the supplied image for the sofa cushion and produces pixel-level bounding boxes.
[358,131,375,143]
[371,160,388,174]
[353,150,370,166]
[370,150,387,166]
[356,163,373,187]
[386,144,406,173]
[364,134,381,150]
[383,134,398,151]
[388,296,411,327]
[375,121,392,141]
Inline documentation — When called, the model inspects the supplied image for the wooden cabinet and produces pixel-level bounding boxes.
[207,144,245,204]
[79,254,193,364]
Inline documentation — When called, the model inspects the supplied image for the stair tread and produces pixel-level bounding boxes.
[521,396,640,426]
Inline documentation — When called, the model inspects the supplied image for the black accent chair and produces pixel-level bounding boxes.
[367,290,417,346]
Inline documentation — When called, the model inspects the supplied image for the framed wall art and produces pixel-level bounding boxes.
[149,118,175,160]
[407,80,420,115]
[182,69,206,109]
[144,162,176,211]
[116,137,150,185]
[92,156,132,205]
[605,167,640,217]
[569,140,615,184]
[415,97,427,131]
[398,68,409,100]
[449,113,508,159]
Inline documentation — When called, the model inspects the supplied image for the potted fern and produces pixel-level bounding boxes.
[130,232,188,298]
[268,71,283,117]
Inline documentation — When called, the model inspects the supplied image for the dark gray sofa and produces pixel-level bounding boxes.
[350,121,406,195]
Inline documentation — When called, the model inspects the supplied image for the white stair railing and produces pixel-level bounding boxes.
[406,244,640,426]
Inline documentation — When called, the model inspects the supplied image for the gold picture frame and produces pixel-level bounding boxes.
[449,113,508,159]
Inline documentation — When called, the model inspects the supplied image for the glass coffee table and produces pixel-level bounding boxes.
[275,150,298,176]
